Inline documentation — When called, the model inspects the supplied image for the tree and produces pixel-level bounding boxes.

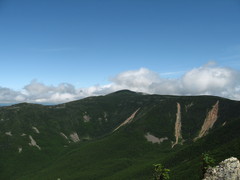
[152,163,170,180]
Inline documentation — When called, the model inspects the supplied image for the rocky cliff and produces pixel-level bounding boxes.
[203,157,240,180]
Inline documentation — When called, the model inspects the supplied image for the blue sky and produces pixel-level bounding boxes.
[0,0,240,103]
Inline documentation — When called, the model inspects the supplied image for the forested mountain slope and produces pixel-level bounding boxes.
[0,90,240,179]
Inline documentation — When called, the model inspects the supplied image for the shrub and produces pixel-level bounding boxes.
[201,153,215,178]
[152,164,170,180]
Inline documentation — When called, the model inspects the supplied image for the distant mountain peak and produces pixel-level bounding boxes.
[107,89,147,97]
[109,89,137,94]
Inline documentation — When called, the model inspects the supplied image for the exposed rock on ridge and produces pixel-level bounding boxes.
[203,157,240,180]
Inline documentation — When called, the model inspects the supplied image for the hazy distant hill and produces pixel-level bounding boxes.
[0,90,240,179]
[0,103,13,107]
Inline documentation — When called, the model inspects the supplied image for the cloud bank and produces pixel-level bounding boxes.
[1,63,240,104]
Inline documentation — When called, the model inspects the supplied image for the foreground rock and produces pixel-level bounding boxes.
[203,157,240,180]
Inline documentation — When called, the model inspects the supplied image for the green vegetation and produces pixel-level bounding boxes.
[0,90,240,179]
[201,153,215,178]
[152,164,170,180]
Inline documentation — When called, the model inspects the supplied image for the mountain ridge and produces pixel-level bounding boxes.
[0,90,240,179]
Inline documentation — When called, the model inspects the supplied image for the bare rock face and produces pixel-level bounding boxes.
[172,103,183,148]
[203,157,240,180]
[195,101,219,141]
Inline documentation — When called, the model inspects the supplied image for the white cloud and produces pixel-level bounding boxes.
[110,68,161,93]
[0,87,25,103]
[21,80,84,103]
[0,62,240,104]
[91,63,240,100]
[181,66,237,94]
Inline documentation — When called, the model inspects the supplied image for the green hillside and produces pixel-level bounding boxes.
[0,90,240,179]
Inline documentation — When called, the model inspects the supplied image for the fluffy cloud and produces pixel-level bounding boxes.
[0,87,25,103]
[21,80,86,103]
[181,65,239,95]
[0,63,240,104]
[105,63,240,100]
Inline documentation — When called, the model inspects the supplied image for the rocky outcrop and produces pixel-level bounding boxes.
[28,135,41,150]
[185,102,194,112]
[203,157,240,180]
[144,132,168,144]
[83,113,91,122]
[5,131,12,136]
[60,132,70,143]
[18,147,22,153]
[32,126,40,134]
[69,132,80,142]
